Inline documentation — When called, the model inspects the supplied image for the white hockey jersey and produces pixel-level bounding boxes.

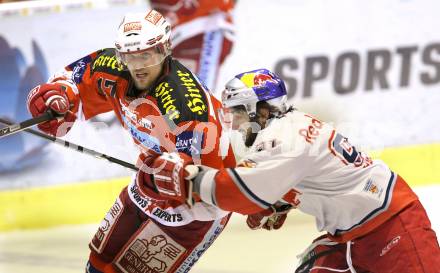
[195,110,418,242]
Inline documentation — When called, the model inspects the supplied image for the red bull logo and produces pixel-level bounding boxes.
[254,73,274,86]
[239,71,276,88]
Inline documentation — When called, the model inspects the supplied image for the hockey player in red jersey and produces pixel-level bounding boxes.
[26,9,236,273]
[148,69,440,272]
[150,0,235,93]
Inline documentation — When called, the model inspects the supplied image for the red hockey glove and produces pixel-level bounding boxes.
[136,149,161,173]
[135,150,161,194]
[26,83,76,136]
[151,152,198,203]
[246,202,293,231]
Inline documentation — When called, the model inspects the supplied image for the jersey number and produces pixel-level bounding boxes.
[97,78,117,97]
[329,131,372,168]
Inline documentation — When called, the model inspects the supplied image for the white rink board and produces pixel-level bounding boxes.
[0,0,439,185]
[0,185,438,273]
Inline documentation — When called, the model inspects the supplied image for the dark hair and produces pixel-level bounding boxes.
[244,101,273,147]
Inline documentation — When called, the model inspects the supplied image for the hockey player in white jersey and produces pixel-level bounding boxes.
[148,69,440,273]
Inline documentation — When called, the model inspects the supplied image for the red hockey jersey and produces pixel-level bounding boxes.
[52,48,235,225]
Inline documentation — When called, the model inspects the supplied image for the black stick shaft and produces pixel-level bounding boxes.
[0,112,53,138]
[0,117,138,171]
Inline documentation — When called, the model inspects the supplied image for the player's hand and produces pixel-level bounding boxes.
[136,149,161,172]
[26,83,76,136]
[135,149,161,193]
[246,202,293,230]
[151,152,197,204]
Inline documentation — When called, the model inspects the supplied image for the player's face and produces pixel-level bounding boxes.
[128,62,163,90]
[220,106,250,131]
[121,49,166,90]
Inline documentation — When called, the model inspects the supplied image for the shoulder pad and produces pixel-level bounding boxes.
[90,48,129,79]
[152,59,210,124]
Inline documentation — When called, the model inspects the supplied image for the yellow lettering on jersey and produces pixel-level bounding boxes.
[154,82,180,120]
[92,55,124,72]
[177,70,207,116]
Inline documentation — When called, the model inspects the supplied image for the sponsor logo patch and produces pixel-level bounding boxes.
[175,131,203,156]
[129,183,150,209]
[91,198,124,253]
[152,208,183,223]
[122,115,161,154]
[115,220,186,273]
[363,178,384,198]
[176,219,226,273]
[154,63,210,125]
[124,22,142,32]
[380,235,401,256]
[124,41,141,48]
[120,102,153,130]
[145,10,163,25]
[92,53,124,73]
[67,56,91,84]
[154,82,181,121]
[177,70,208,117]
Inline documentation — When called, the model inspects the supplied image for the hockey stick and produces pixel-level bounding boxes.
[0,117,138,171]
[0,111,54,139]
[0,118,200,178]
[0,117,199,205]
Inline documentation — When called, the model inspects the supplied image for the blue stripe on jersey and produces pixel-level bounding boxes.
[175,217,228,273]
[122,116,161,154]
[86,261,104,273]
[227,168,272,209]
[334,171,396,235]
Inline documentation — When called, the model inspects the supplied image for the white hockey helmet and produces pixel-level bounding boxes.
[221,68,288,119]
[220,69,288,151]
[115,9,171,68]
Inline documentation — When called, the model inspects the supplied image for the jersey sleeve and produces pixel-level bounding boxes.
[49,50,115,120]
[193,148,310,215]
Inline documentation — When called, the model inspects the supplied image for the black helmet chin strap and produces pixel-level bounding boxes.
[243,103,296,147]
[244,123,259,147]
[244,113,265,147]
